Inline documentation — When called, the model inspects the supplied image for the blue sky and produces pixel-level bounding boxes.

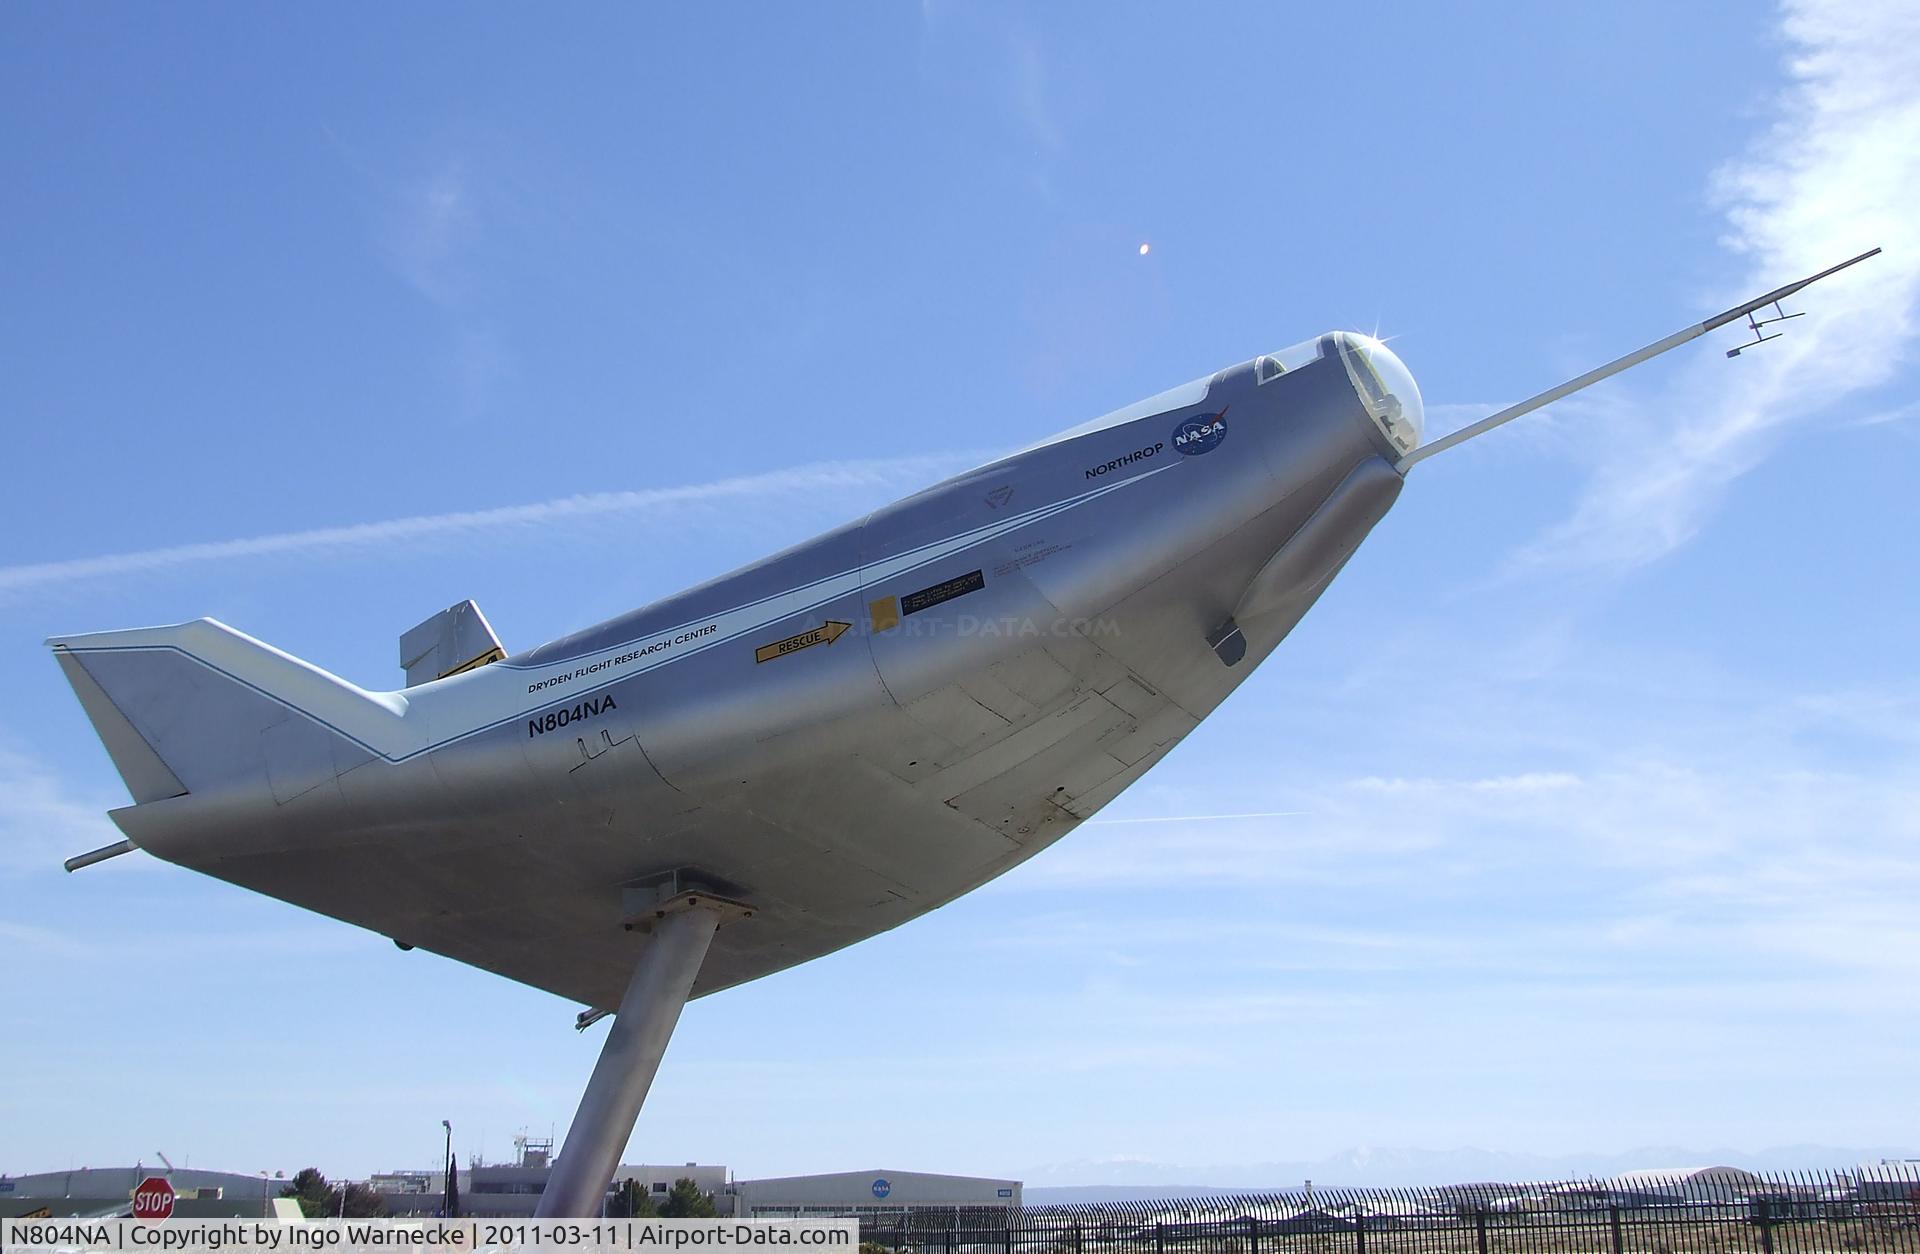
[3,0,1917,1185]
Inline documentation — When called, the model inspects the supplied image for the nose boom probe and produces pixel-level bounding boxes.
[1395,247,1882,473]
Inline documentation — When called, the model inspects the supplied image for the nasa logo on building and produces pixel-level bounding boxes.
[1172,414,1227,455]
[872,1178,892,1199]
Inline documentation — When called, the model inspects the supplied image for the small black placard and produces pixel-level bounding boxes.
[901,569,986,616]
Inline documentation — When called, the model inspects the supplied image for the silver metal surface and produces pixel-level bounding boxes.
[535,905,720,1218]
[400,599,507,687]
[49,264,1871,1013]
[64,839,136,872]
[48,335,1401,1009]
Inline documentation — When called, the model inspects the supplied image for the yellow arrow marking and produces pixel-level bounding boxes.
[754,619,852,664]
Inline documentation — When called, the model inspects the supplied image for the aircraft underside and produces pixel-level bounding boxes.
[159,513,1323,1014]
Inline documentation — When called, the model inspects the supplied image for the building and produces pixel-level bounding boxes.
[0,1167,292,1218]
[618,1163,731,1209]
[733,1169,1021,1227]
[369,1135,1016,1226]
[368,1171,437,1197]
[1547,1167,1762,1209]
[1856,1161,1920,1202]
[370,1155,1020,1227]
[371,1140,734,1219]
[457,1158,731,1217]
[2,1154,1021,1228]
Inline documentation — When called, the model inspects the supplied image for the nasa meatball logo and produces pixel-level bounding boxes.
[1172,410,1228,455]
[872,1178,892,1199]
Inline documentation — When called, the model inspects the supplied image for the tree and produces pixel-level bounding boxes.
[282,1169,333,1219]
[279,1168,389,1218]
[658,1178,716,1219]
[607,1179,658,1218]
[338,1183,390,1218]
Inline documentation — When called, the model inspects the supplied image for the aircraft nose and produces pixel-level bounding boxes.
[1334,333,1424,455]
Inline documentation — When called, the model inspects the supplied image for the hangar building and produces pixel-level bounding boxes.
[0,1167,290,1218]
[368,1144,1019,1226]
[1,1154,1021,1228]
[734,1169,1021,1223]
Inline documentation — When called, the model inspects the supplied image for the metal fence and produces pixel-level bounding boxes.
[863,1168,1920,1254]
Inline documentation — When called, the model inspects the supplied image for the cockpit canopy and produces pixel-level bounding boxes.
[1256,332,1424,455]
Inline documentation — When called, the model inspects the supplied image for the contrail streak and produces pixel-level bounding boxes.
[1086,811,1310,825]
[0,454,975,598]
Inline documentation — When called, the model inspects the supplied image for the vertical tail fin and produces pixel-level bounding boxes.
[49,618,406,804]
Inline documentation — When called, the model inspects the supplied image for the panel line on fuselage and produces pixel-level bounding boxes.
[67,461,1185,768]
[501,464,1161,673]
[450,461,1184,751]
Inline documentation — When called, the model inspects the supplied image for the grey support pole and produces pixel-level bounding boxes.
[536,905,721,1217]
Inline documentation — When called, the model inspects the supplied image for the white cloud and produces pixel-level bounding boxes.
[1516,0,1920,573]
[382,159,480,309]
[1009,30,1063,153]
[999,675,1920,998]
[1351,772,1582,795]
[1844,398,1920,429]
[0,919,100,958]
[0,454,974,601]
[0,742,126,874]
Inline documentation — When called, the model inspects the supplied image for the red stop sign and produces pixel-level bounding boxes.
[133,1176,175,1220]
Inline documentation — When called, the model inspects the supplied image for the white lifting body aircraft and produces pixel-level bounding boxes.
[52,250,1877,1215]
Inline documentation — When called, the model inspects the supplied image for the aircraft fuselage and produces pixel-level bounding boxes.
[64,333,1413,1012]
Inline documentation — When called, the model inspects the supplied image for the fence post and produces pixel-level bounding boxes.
[1004,1225,1012,1254]
[1474,1209,1489,1254]
[1756,1199,1774,1254]
[947,1232,955,1254]
[1247,1215,1258,1254]
[1354,1212,1366,1254]
[1609,1204,1623,1254]
[1155,1222,1164,1254]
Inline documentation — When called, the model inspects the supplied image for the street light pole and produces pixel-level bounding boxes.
[442,1121,453,1217]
